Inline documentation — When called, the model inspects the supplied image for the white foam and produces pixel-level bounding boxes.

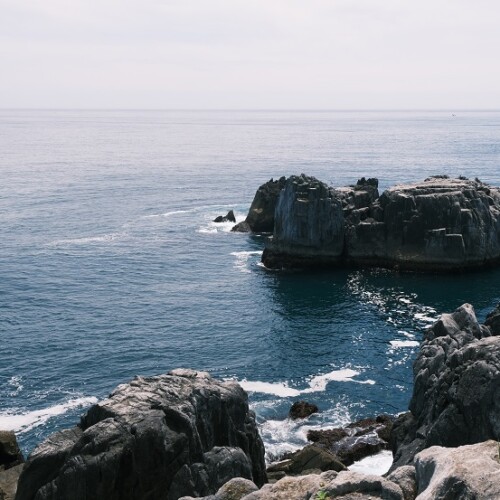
[0,396,98,433]
[414,313,437,323]
[230,251,264,273]
[239,369,375,397]
[389,340,420,348]
[144,209,189,219]
[8,376,23,396]
[48,233,122,246]
[349,450,393,476]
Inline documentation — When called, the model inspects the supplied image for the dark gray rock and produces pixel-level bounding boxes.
[288,401,318,420]
[0,464,23,500]
[0,432,23,471]
[390,303,500,470]
[484,302,500,335]
[261,175,500,271]
[232,177,286,233]
[15,369,266,500]
[214,210,236,223]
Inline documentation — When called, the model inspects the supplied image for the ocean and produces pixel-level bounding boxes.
[1,109,499,461]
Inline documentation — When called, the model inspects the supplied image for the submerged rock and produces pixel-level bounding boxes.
[232,177,286,233]
[390,303,500,470]
[15,369,266,500]
[261,175,500,271]
[288,401,318,420]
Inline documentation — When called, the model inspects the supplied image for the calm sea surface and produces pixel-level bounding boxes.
[1,110,499,459]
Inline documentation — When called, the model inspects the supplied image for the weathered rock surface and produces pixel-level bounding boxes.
[0,464,23,500]
[15,369,266,500]
[180,477,259,500]
[0,432,23,471]
[214,210,236,223]
[232,177,286,233]
[288,401,319,420]
[261,175,500,271]
[385,466,416,500]
[391,303,500,470]
[414,440,500,500]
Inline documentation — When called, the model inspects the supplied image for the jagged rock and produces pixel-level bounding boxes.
[0,463,23,500]
[288,401,318,420]
[0,432,23,471]
[232,177,286,233]
[391,303,500,470]
[15,369,266,500]
[307,415,394,466]
[414,440,500,499]
[214,210,236,223]
[386,466,416,500]
[267,445,346,476]
[484,301,500,334]
[261,175,500,271]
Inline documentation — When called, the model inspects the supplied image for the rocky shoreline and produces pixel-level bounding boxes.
[230,175,500,272]
[2,302,499,499]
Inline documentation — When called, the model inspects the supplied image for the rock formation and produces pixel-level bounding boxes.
[288,401,318,420]
[15,369,266,500]
[214,210,236,224]
[260,175,500,271]
[232,177,286,233]
[390,302,500,470]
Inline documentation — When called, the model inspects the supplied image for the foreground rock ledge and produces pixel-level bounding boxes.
[15,369,266,500]
[259,174,500,271]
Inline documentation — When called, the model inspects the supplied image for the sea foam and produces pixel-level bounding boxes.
[0,396,98,433]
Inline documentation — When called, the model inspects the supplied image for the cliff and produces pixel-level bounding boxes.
[259,175,500,271]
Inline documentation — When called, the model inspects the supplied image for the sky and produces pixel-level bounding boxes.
[1,0,500,109]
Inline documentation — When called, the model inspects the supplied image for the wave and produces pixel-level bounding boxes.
[0,396,98,433]
[349,450,393,476]
[389,340,420,348]
[239,368,375,397]
[230,251,263,273]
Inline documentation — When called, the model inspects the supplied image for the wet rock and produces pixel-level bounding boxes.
[15,369,266,500]
[307,414,394,466]
[267,445,346,476]
[214,210,236,223]
[414,440,500,500]
[288,401,318,420]
[391,303,500,470]
[0,432,23,471]
[232,177,286,233]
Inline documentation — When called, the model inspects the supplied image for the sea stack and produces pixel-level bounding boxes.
[261,175,500,271]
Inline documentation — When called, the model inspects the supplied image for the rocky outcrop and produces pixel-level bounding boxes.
[0,464,23,500]
[0,432,23,472]
[232,177,286,233]
[390,303,500,470]
[288,401,318,420]
[261,175,500,271]
[214,210,236,223]
[15,369,266,500]
[414,440,500,499]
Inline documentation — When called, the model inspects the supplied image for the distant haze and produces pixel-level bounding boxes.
[2,0,500,109]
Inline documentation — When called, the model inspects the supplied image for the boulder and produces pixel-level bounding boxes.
[307,414,394,466]
[390,303,500,470]
[414,440,500,499]
[288,401,318,420]
[261,175,500,271]
[0,432,23,471]
[0,463,23,500]
[232,177,286,233]
[484,301,500,335]
[214,210,236,223]
[386,466,416,500]
[180,477,259,500]
[15,369,266,500]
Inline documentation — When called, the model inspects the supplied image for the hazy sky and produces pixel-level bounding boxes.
[1,0,500,109]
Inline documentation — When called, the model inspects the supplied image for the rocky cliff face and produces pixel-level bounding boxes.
[15,369,266,500]
[261,175,500,271]
[390,303,500,470]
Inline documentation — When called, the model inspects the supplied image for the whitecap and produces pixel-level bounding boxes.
[143,209,190,219]
[414,313,437,323]
[47,233,122,246]
[239,368,375,397]
[230,251,264,273]
[0,396,98,433]
[389,340,420,348]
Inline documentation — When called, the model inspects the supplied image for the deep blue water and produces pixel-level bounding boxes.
[1,110,499,460]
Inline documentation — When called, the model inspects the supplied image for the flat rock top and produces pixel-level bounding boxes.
[384,176,497,196]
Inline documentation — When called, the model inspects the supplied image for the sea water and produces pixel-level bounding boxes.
[1,110,499,461]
